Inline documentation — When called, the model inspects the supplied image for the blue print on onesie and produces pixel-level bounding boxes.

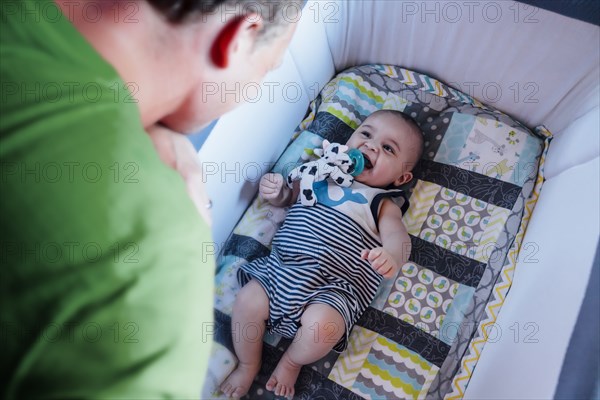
[238,179,407,351]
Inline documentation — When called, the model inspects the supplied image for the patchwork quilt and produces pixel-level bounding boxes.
[202,65,551,399]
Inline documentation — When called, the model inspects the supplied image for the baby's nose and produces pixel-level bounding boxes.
[364,142,377,152]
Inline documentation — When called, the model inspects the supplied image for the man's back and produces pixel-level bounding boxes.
[1,1,213,397]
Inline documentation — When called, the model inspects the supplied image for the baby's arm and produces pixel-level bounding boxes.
[259,173,299,207]
[361,198,412,279]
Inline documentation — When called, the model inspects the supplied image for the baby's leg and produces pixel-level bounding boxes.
[266,303,345,399]
[220,279,269,398]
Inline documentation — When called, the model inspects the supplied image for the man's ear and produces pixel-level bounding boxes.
[210,14,262,68]
[394,171,413,187]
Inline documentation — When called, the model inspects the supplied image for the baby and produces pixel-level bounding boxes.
[221,110,424,399]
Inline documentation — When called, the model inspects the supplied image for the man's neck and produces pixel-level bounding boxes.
[54,0,188,128]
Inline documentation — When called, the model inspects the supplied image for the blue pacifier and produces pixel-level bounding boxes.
[347,148,365,176]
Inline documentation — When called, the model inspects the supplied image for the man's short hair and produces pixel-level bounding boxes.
[147,0,304,42]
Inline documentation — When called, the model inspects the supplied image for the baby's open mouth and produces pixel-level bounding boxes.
[362,153,373,169]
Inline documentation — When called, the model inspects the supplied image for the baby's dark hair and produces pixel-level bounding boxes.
[370,109,424,167]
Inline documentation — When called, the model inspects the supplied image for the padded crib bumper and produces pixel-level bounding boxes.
[199,3,599,398]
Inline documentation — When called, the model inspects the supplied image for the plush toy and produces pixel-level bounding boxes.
[286,140,364,206]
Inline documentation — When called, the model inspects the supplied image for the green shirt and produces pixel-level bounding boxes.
[1,1,214,397]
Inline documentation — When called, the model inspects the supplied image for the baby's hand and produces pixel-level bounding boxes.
[260,173,286,201]
[361,247,399,279]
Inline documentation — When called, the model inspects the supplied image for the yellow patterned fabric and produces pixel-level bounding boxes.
[205,65,551,399]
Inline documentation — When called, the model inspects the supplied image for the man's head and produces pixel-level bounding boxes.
[346,110,424,188]
[56,0,302,132]
[146,0,303,133]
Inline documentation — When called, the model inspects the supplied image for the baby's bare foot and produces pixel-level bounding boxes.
[220,362,259,399]
[265,354,302,400]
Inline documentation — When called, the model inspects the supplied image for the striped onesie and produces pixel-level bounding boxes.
[239,180,408,351]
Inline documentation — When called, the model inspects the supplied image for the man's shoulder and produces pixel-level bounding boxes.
[1,93,206,260]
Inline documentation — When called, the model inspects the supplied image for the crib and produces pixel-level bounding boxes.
[197,1,599,398]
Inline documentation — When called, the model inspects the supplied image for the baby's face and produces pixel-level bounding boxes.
[346,112,419,188]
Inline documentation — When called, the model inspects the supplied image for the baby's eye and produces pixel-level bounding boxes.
[383,144,395,154]
[361,131,371,138]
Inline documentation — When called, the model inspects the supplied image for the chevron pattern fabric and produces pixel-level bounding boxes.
[328,326,378,389]
[206,65,551,399]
